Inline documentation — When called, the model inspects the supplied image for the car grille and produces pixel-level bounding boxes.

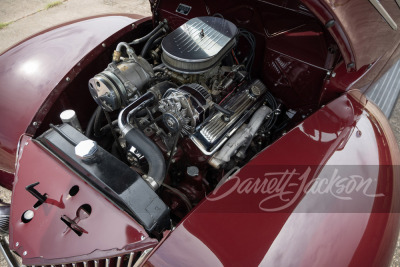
[22,249,151,267]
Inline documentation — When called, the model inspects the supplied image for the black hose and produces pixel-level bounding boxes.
[103,110,125,156]
[129,21,166,45]
[86,106,102,137]
[214,104,234,117]
[119,92,156,129]
[238,28,256,79]
[153,36,164,46]
[119,82,174,130]
[166,131,180,174]
[141,27,166,58]
[162,183,192,210]
[94,108,105,137]
[118,82,175,189]
[263,91,279,131]
[125,127,166,188]
[100,120,118,133]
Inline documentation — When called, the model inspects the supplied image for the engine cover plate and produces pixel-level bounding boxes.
[161,16,238,74]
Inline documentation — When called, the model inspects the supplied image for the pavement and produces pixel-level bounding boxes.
[0,0,400,266]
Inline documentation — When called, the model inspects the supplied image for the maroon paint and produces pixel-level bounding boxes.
[302,0,355,69]
[0,0,399,266]
[317,0,400,70]
[147,91,400,266]
[1,0,398,190]
[319,61,372,105]
[1,0,400,189]
[0,14,145,189]
[262,48,327,110]
[10,135,157,265]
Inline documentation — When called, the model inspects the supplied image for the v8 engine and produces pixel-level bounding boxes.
[46,16,280,231]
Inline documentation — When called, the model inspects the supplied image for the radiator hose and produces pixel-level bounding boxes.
[124,128,165,189]
[118,82,175,190]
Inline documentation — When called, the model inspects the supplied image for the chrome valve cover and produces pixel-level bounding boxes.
[190,80,267,155]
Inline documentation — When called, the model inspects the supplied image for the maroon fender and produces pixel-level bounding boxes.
[146,91,400,267]
[0,14,147,190]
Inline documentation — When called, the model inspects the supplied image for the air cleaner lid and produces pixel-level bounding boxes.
[161,16,238,74]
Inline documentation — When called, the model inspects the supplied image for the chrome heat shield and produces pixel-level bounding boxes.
[161,16,238,74]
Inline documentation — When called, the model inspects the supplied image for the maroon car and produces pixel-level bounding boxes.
[0,0,400,266]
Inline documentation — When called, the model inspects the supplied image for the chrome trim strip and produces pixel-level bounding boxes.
[369,0,398,30]
[133,249,153,267]
[127,252,135,267]
[94,260,99,267]
[116,256,122,267]
[83,262,88,267]
[105,258,110,267]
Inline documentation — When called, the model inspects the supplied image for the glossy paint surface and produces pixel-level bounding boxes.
[0,15,141,189]
[147,91,400,266]
[0,1,399,266]
[316,0,400,70]
[10,136,157,265]
[304,0,400,104]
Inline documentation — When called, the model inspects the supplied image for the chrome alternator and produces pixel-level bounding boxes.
[158,84,212,134]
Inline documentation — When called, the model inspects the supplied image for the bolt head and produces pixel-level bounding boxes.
[250,85,261,96]
[167,118,174,127]
[23,210,34,221]
[75,140,98,160]
[187,166,199,177]
[223,116,230,122]
[23,251,27,256]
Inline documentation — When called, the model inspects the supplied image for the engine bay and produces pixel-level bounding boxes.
[36,10,340,236]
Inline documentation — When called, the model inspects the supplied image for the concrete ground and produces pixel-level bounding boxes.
[0,0,400,266]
